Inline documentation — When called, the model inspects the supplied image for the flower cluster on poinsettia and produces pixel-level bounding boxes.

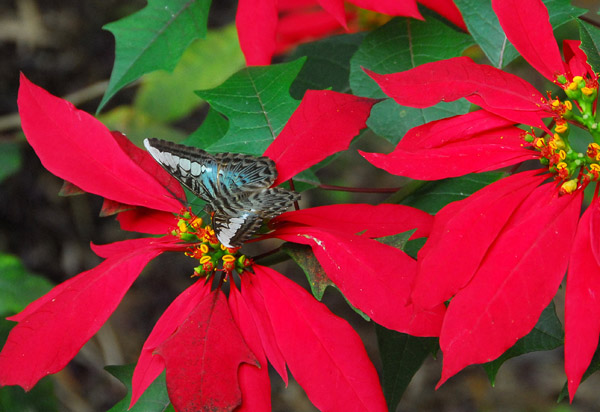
[236,0,465,65]
[0,74,444,412]
[360,0,600,401]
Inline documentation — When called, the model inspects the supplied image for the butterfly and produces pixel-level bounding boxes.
[144,138,300,248]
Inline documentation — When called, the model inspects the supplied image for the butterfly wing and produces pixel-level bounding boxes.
[144,138,220,202]
[144,138,300,247]
[212,188,300,247]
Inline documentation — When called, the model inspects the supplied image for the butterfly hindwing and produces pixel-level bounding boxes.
[212,188,300,247]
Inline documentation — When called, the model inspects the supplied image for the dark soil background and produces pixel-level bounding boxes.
[1,1,600,411]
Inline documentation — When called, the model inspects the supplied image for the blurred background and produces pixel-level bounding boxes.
[1,0,600,411]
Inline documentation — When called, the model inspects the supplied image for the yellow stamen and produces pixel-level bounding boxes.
[573,76,583,83]
[178,220,188,233]
[560,179,577,194]
[590,164,600,172]
[200,243,209,254]
[199,255,212,264]
[582,87,594,96]
[564,100,573,110]
[555,124,568,134]
[559,150,567,160]
[568,82,578,91]
[556,162,568,170]
[222,254,235,262]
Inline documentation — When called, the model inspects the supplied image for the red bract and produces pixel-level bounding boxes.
[0,75,439,411]
[237,0,465,65]
[360,0,600,400]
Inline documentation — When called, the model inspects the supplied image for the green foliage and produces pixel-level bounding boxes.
[196,59,305,155]
[0,253,53,315]
[579,19,600,73]
[106,365,172,412]
[376,325,438,411]
[288,32,367,99]
[282,243,332,301]
[349,17,474,98]
[484,301,563,384]
[0,377,59,412]
[134,24,245,123]
[100,0,211,111]
[399,172,506,214]
[0,141,21,183]
[454,0,585,69]
[367,99,471,145]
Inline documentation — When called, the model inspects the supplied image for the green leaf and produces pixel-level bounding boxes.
[579,19,600,74]
[349,17,474,98]
[99,0,211,112]
[106,364,172,412]
[282,243,369,321]
[98,106,187,147]
[196,59,305,155]
[134,24,245,123]
[376,230,415,250]
[455,0,586,69]
[367,99,471,145]
[376,325,438,411]
[484,301,563,385]
[282,243,332,301]
[398,171,506,214]
[0,141,21,183]
[184,106,229,148]
[288,32,367,99]
[0,376,58,412]
[0,253,53,315]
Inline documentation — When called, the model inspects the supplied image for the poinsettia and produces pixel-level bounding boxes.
[359,0,600,401]
[0,74,443,411]
[237,0,465,65]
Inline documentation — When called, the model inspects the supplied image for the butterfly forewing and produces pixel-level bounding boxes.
[144,138,300,248]
[144,138,220,201]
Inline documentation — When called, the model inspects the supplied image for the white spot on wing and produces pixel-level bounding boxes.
[180,158,191,171]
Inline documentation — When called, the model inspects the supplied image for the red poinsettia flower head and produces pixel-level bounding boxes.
[0,74,442,411]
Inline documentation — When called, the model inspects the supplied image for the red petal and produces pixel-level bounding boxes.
[361,111,537,180]
[90,236,183,259]
[228,286,272,412]
[349,0,421,19]
[264,90,376,185]
[563,40,597,80]
[0,238,166,390]
[156,290,259,412]
[253,265,388,412]
[413,171,547,309]
[565,199,600,400]
[317,0,347,29]
[364,57,550,128]
[17,74,182,213]
[273,203,433,239]
[236,0,278,65]
[274,226,444,336]
[275,9,344,54]
[437,185,582,387]
[417,0,466,30]
[492,0,564,82]
[130,280,212,408]
[238,274,288,384]
[111,131,186,203]
[117,208,178,235]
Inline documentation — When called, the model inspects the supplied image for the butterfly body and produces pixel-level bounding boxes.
[144,138,299,247]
